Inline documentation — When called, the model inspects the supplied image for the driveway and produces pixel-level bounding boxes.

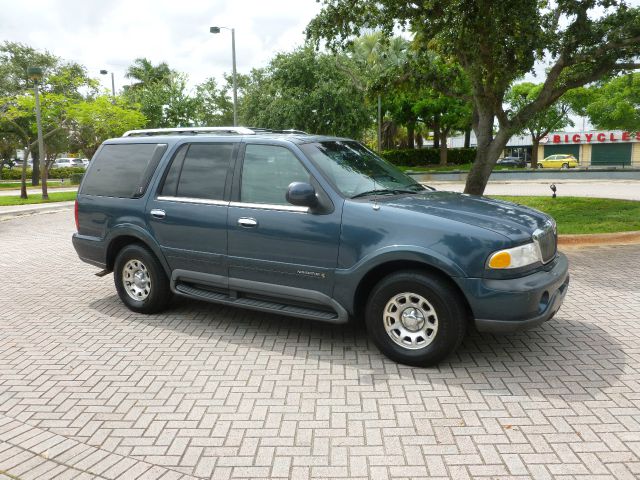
[1,212,639,479]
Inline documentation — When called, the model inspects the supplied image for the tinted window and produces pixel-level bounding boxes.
[241,145,309,205]
[81,143,167,198]
[175,143,234,200]
[159,145,188,197]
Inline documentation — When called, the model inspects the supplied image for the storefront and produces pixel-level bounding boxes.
[540,131,640,167]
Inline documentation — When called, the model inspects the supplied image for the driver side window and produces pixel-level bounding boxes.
[240,144,310,205]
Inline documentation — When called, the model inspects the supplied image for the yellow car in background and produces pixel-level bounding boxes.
[538,154,579,169]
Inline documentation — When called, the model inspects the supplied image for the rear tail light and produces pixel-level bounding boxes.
[74,199,79,231]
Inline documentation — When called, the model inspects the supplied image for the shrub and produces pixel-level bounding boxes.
[69,173,84,185]
[381,148,476,167]
[0,166,86,180]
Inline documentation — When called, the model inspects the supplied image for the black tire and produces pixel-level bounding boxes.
[365,270,467,367]
[561,163,569,169]
[114,244,171,314]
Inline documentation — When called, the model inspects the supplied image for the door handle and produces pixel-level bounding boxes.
[150,209,166,219]
[237,217,258,228]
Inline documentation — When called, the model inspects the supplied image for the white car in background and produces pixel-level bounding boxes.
[52,158,73,169]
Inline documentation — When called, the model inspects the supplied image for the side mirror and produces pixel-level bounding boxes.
[286,182,318,208]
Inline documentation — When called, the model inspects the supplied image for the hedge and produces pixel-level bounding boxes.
[381,148,476,167]
[0,167,86,180]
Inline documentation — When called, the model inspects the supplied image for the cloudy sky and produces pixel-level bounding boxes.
[0,0,324,93]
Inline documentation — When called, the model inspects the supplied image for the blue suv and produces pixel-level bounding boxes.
[73,127,570,366]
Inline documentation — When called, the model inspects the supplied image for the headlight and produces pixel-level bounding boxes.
[487,242,541,269]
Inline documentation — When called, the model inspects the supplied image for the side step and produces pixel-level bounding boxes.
[174,282,346,324]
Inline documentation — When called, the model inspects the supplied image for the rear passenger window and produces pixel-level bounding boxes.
[241,145,309,205]
[160,143,234,200]
[81,143,167,198]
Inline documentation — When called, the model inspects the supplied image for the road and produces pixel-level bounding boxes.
[0,211,639,479]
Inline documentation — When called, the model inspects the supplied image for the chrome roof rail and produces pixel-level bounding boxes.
[122,126,256,137]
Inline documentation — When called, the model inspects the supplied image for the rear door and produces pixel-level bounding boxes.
[146,141,238,278]
[226,142,341,297]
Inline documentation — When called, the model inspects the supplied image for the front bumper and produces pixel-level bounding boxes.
[457,252,570,333]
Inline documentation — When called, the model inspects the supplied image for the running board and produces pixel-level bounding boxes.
[174,282,347,324]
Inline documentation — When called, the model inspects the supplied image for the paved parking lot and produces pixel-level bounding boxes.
[1,211,639,479]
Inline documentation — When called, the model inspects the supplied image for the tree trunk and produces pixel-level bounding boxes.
[31,150,40,186]
[20,148,29,199]
[531,139,540,169]
[464,110,510,195]
[439,129,448,166]
[464,128,471,148]
[433,115,440,149]
[407,121,415,149]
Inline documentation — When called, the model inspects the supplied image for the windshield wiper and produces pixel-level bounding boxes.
[350,188,419,199]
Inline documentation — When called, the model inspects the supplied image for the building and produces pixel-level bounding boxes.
[449,130,640,167]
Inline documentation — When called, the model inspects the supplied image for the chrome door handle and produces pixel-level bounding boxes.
[237,217,258,228]
[150,209,166,219]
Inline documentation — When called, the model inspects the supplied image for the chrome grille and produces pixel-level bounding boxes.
[533,223,557,264]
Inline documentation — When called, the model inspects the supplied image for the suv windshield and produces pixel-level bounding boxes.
[300,141,424,198]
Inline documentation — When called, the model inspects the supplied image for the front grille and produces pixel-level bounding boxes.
[534,224,557,264]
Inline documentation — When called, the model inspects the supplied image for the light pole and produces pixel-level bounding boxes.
[100,69,116,103]
[210,26,238,126]
[27,66,47,199]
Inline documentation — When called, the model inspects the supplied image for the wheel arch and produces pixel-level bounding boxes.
[351,259,473,323]
[105,226,170,276]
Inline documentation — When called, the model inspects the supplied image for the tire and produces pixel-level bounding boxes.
[365,270,467,367]
[114,244,171,314]
[561,163,569,169]
[538,164,544,169]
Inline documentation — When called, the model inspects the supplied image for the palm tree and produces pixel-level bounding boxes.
[124,58,172,91]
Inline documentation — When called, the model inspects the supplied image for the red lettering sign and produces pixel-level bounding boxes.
[636,132,640,141]
[564,134,569,143]
[553,135,561,143]
[572,134,581,143]
[585,133,593,143]
[622,131,631,141]
[597,133,606,142]
[609,132,617,142]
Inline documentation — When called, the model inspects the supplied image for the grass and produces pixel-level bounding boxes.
[494,196,640,235]
[0,181,67,189]
[0,191,77,206]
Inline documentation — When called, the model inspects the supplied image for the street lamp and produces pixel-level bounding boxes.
[100,69,116,103]
[27,66,47,198]
[210,26,238,126]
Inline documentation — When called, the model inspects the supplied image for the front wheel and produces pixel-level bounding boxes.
[561,163,569,169]
[114,244,172,314]
[365,271,467,367]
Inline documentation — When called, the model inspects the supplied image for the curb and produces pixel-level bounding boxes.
[559,230,640,247]
[0,201,74,221]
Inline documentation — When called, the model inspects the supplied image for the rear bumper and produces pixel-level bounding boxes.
[72,233,107,269]
[457,252,570,333]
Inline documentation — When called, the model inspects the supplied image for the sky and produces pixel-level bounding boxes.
[0,0,324,93]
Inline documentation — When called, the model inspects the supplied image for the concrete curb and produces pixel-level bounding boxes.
[0,201,74,221]
[559,230,640,247]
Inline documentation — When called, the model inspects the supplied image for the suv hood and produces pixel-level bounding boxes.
[382,191,550,240]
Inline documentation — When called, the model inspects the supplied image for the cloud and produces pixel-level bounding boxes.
[0,0,322,93]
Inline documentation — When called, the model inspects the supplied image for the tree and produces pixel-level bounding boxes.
[68,96,146,158]
[506,83,572,168]
[567,73,639,132]
[241,47,370,138]
[307,0,640,194]
[124,58,172,91]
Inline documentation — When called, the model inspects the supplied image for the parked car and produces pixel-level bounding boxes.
[538,154,579,169]
[70,158,86,168]
[72,127,569,367]
[51,158,74,169]
[496,156,526,168]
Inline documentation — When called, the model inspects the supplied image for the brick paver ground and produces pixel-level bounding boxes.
[1,212,639,479]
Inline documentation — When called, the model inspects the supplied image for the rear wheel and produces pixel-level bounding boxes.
[114,244,171,313]
[561,163,569,169]
[365,271,466,367]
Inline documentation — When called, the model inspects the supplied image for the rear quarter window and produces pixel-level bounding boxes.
[80,143,167,198]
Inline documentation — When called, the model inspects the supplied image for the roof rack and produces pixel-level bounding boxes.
[122,127,256,137]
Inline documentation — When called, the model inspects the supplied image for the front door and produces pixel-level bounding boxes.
[147,141,237,278]
[227,143,341,296]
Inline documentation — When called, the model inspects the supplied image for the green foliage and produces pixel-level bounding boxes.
[69,173,84,185]
[506,83,572,139]
[240,47,370,138]
[69,96,146,157]
[566,73,640,132]
[381,148,476,167]
[0,167,85,180]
